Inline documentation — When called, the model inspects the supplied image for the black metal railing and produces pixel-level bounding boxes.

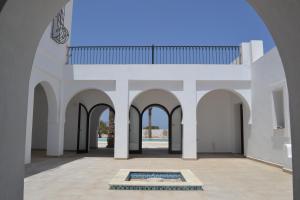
[67,45,242,65]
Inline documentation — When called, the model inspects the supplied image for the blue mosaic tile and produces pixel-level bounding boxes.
[110,185,203,191]
[128,172,185,181]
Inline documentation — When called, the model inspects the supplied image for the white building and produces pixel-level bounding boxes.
[25,1,292,173]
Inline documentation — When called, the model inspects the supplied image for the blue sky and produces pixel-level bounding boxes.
[72,0,275,129]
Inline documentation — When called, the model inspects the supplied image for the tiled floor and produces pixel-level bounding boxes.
[24,150,293,200]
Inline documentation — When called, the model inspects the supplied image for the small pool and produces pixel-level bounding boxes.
[127,172,185,182]
[109,169,203,191]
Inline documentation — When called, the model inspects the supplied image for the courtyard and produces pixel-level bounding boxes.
[25,151,292,200]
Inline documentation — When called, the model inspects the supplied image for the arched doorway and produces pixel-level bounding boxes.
[129,89,182,156]
[64,89,115,155]
[197,89,250,155]
[25,81,58,163]
[89,104,115,151]
[30,84,48,158]
[141,104,170,154]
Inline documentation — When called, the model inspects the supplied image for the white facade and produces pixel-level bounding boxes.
[24,2,292,173]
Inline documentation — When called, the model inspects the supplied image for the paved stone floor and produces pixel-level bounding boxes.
[24,150,293,200]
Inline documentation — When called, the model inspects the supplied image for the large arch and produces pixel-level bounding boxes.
[130,89,182,155]
[1,1,300,199]
[24,81,58,164]
[63,89,115,152]
[197,89,251,155]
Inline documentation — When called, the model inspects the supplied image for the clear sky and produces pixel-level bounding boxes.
[72,0,275,129]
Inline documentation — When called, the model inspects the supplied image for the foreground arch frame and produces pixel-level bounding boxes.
[1,1,300,199]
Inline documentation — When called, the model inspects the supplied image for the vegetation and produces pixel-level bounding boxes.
[144,125,160,130]
[98,121,109,137]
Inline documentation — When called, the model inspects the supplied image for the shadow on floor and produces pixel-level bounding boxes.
[25,149,244,178]
[25,149,115,178]
[129,148,182,159]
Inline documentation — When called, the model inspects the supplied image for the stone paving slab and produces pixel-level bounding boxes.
[24,151,293,200]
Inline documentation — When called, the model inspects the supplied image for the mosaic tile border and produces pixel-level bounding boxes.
[109,169,203,191]
[110,185,203,191]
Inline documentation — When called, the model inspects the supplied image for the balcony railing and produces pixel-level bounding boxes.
[67,45,242,65]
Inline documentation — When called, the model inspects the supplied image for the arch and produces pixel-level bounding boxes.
[198,88,251,124]
[170,105,183,153]
[129,105,142,153]
[64,88,115,111]
[170,105,183,122]
[89,103,115,115]
[141,104,171,152]
[2,1,300,199]
[24,80,58,164]
[38,81,59,124]
[64,89,115,151]
[130,105,141,115]
[130,89,183,154]
[141,103,170,117]
[196,89,251,155]
[131,88,182,113]
[88,103,115,150]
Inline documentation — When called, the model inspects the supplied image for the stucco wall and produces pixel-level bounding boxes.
[25,1,74,163]
[33,1,73,79]
[249,48,291,170]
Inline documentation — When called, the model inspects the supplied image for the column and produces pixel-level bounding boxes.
[182,80,197,159]
[114,80,129,159]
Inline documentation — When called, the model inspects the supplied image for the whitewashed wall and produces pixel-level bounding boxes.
[24,1,73,164]
[249,48,292,170]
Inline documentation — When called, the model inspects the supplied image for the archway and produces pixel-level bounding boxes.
[89,104,115,151]
[30,84,48,159]
[64,89,115,155]
[1,1,300,199]
[129,89,182,156]
[25,81,58,164]
[197,89,250,155]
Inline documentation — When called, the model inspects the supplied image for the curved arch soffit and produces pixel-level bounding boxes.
[130,88,182,113]
[197,89,251,124]
[65,88,115,110]
[141,103,170,117]
[89,103,115,117]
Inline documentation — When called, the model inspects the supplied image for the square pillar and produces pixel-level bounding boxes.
[182,80,197,159]
[47,88,64,157]
[46,120,61,156]
[114,80,129,159]
[240,42,251,65]
[250,40,264,62]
